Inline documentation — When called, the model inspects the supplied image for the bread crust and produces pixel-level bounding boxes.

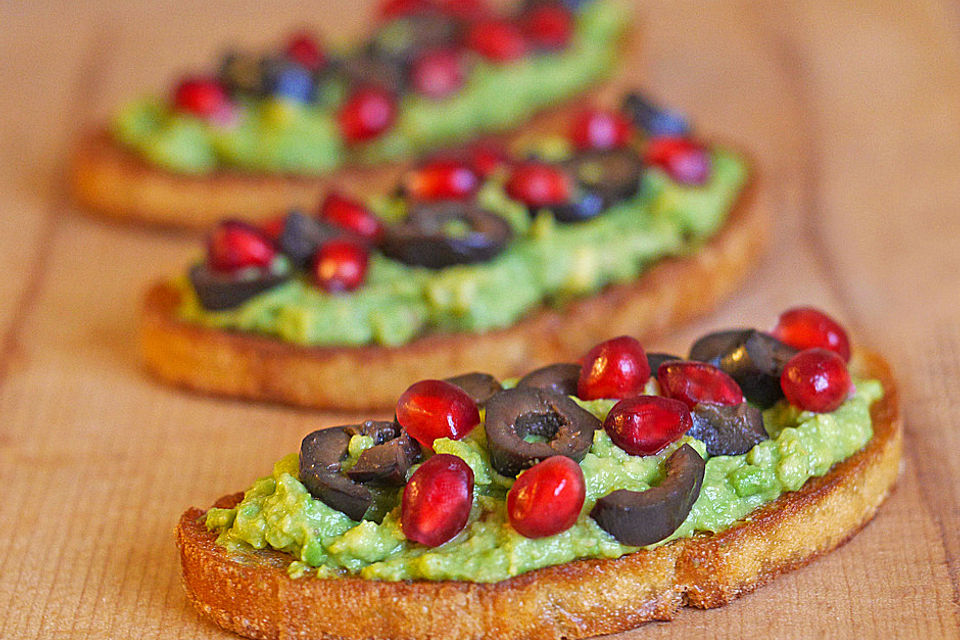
[176,350,901,640]
[139,172,764,410]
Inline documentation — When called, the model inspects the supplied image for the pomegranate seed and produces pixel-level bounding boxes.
[378,0,432,20]
[402,454,474,547]
[505,162,572,208]
[644,136,712,185]
[658,361,744,409]
[507,456,585,538]
[569,108,633,151]
[521,3,573,50]
[312,239,369,292]
[173,77,231,119]
[404,159,479,201]
[260,213,288,242]
[577,336,651,400]
[467,141,508,177]
[780,348,852,413]
[603,395,692,456]
[396,379,480,449]
[411,48,465,99]
[207,220,276,273]
[319,193,384,243]
[337,87,397,144]
[467,19,528,63]
[284,31,325,70]
[772,306,851,362]
[437,0,490,21]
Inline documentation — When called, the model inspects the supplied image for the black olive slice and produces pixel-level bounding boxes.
[346,431,421,486]
[590,444,705,547]
[380,202,513,269]
[688,402,768,456]
[299,426,371,521]
[564,148,644,206]
[646,352,681,379]
[188,263,288,311]
[689,330,798,408]
[219,52,273,97]
[548,190,606,223]
[369,13,460,65]
[444,372,503,407]
[277,211,345,268]
[516,363,581,397]
[484,388,599,477]
[342,51,407,94]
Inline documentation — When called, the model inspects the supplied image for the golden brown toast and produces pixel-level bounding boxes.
[139,173,764,410]
[176,350,901,640]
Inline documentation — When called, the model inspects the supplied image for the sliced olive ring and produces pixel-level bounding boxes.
[590,444,705,547]
[484,388,599,477]
[689,329,798,408]
[552,148,644,222]
[380,202,514,269]
[277,211,346,269]
[189,263,288,311]
[689,402,768,456]
[342,50,407,95]
[444,372,503,407]
[299,421,421,520]
[368,13,461,66]
[516,363,581,397]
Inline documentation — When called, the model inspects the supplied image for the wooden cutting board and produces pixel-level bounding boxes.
[0,0,958,637]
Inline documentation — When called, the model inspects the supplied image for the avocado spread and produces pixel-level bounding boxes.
[176,149,747,348]
[112,0,623,175]
[205,377,882,583]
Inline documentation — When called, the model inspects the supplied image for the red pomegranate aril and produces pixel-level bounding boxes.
[577,336,651,400]
[405,159,479,201]
[396,380,480,449]
[507,456,585,539]
[644,136,712,186]
[772,306,851,362]
[505,162,572,208]
[467,19,528,63]
[522,3,573,50]
[338,87,397,143]
[319,193,384,242]
[173,77,231,119]
[467,141,508,177]
[312,239,369,292]
[604,395,692,456]
[411,48,465,99]
[378,0,432,20]
[260,213,288,242]
[285,31,325,70]
[570,108,633,151]
[437,0,490,22]
[207,220,277,273]
[658,361,743,409]
[781,348,852,413]
[402,454,474,547]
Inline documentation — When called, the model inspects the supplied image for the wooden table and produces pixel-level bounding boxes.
[1,0,958,637]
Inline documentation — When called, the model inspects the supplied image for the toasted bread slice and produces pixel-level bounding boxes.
[176,350,901,640]
[139,174,764,410]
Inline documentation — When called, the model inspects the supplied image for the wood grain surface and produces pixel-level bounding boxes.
[1,0,959,638]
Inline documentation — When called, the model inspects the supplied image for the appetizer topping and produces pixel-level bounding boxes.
[411,48,467,99]
[646,352,681,379]
[207,220,277,273]
[401,454,475,546]
[343,51,408,95]
[621,91,690,137]
[465,141,509,177]
[520,2,574,51]
[577,336,651,400]
[484,387,599,477]
[505,161,573,209]
[277,211,343,268]
[370,12,460,65]
[337,87,398,144]
[590,444,705,546]
[688,402,767,456]
[172,77,232,119]
[377,0,434,22]
[396,379,481,449]
[516,362,581,396]
[312,239,370,292]
[218,52,270,97]
[443,372,503,407]
[346,423,422,485]
[188,264,288,311]
[402,158,480,201]
[507,456,585,538]
[560,148,644,218]
[602,395,692,456]
[772,306,852,362]
[644,136,712,186]
[658,360,744,409]
[283,30,326,71]
[299,426,373,521]
[319,193,384,243]
[467,19,528,62]
[780,348,852,413]
[270,62,316,103]
[380,202,513,268]
[569,108,633,151]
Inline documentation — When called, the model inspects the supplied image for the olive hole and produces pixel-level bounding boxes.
[514,411,566,441]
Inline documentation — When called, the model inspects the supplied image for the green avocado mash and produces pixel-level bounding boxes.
[112,1,624,175]
[206,378,883,583]
[176,149,748,348]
